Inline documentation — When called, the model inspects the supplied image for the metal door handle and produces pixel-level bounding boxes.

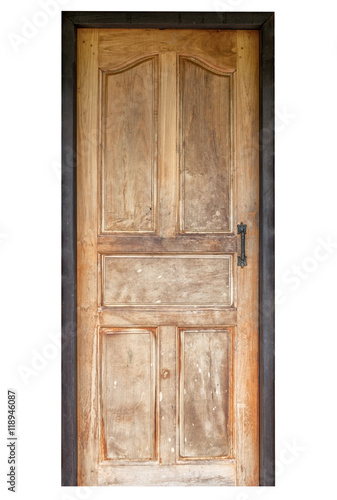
[237,222,247,268]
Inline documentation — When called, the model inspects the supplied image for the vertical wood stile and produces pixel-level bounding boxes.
[77,29,99,486]
[235,30,260,485]
[159,52,178,237]
[159,326,177,465]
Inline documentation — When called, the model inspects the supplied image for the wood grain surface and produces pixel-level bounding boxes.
[77,29,99,486]
[102,255,233,306]
[179,57,233,233]
[77,28,259,486]
[102,57,158,233]
[179,328,233,458]
[100,329,156,460]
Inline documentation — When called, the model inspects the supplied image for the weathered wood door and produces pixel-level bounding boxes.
[77,28,259,486]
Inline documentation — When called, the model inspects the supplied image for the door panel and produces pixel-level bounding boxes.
[179,328,233,459]
[100,328,157,461]
[101,254,233,306]
[179,57,233,233]
[77,28,259,486]
[101,57,158,233]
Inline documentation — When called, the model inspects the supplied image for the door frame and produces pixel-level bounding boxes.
[62,11,275,487]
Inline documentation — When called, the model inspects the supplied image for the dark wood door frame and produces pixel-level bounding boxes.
[62,11,275,487]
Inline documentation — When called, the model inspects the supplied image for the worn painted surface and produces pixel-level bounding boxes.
[77,28,259,486]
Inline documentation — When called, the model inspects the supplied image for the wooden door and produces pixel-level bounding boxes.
[77,28,259,486]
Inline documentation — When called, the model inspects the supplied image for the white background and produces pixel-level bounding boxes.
[1,1,337,499]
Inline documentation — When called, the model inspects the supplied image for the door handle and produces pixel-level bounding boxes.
[237,222,247,268]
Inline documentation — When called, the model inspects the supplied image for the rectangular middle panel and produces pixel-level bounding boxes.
[101,255,233,306]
